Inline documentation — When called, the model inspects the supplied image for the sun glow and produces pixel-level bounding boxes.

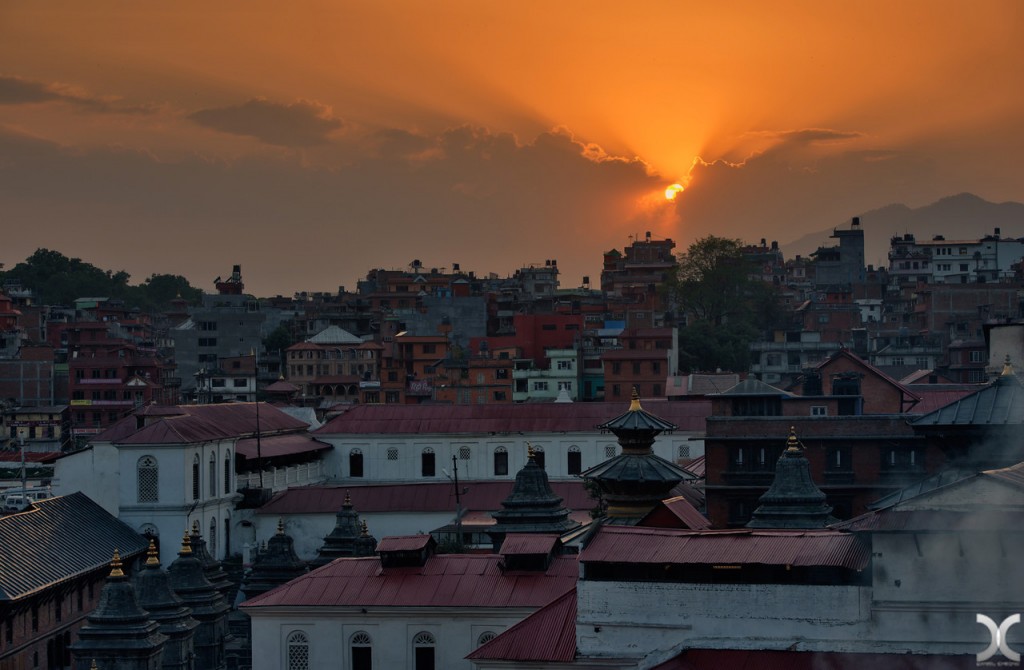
[664,183,684,200]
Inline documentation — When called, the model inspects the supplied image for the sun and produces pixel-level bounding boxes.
[664,183,684,200]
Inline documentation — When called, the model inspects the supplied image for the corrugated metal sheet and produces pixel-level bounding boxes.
[241,554,577,609]
[653,649,974,670]
[466,588,576,662]
[579,526,869,570]
[639,496,712,530]
[256,480,594,515]
[913,374,1024,426]
[376,534,433,552]
[114,403,310,445]
[235,433,332,459]
[683,455,706,478]
[0,493,148,602]
[499,534,560,555]
[315,400,711,435]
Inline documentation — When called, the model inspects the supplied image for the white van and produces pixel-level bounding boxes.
[2,488,50,513]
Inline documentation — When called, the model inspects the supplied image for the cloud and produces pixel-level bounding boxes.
[188,98,345,147]
[0,123,668,296]
[0,75,156,114]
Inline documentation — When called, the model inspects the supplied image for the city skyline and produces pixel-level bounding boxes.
[2,1,1022,296]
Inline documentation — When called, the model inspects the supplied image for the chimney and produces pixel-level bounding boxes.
[852,217,860,227]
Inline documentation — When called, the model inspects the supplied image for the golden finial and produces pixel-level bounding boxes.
[109,549,125,578]
[277,517,285,535]
[527,442,535,460]
[629,386,642,412]
[179,529,193,555]
[344,490,351,506]
[1002,355,1014,376]
[360,520,369,537]
[90,660,99,670]
[786,426,801,453]
[191,519,200,536]
[145,540,160,567]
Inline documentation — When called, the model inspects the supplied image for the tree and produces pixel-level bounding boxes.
[664,236,783,373]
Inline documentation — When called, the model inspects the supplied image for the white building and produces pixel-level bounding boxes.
[54,402,325,565]
[512,348,581,402]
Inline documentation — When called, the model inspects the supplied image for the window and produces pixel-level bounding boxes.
[224,454,232,494]
[137,456,159,503]
[192,455,200,501]
[209,453,217,497]
[350,449,364,478]
[233,378,248,388]
[351,632,372,670]
[568,446,582,475]
[611,363,621,374]
[827,446,853,471]
[494,447,508,476]
[652,361,660,374]
[557,360,573,370]
[493,390,507,401]
[605,444,617,458]
[387,447,399,461]
[459,446,471,460]
[496,368,509,379]
[477,631,497,647]
[413,632,435,670]
[532,381,549,392]
[677,445,690,459]
[970,350,984,363]
[209,517,217,558]
[558,381,572,391]
[632,362,641,374]
[811,406,828,416]
[422,344,436,354]
[532,447,545,469]
[422,448,436,477]
[287,631,310,670]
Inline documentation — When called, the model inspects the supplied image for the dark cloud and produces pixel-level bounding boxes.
[0,75,156,114]
[188,98,344,147]
[0,123,666,295]
[771,129,863,143]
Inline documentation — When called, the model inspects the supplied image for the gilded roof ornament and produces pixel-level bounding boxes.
[179,529,193,555]
[109,549,125,578]
[145,539,160,566]
[628,386,642,412]
[786,426,802,453]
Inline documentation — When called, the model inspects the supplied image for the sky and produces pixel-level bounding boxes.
[1,2,1022,297]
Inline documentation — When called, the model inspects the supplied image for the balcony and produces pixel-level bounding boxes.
[237,461,326,493]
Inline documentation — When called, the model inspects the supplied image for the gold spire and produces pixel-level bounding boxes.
[277,517,285,535]
[344,490,351,506]
[179,529,193,555]
[628,386,642,412]
[1002,354,1014,376]
[191,519,201,536]
[90,660,99,670]
[109,549,125,578]
[527,442,535,460]
[145,540,160,567]
[360,520,369,537]
[786,426,802,453]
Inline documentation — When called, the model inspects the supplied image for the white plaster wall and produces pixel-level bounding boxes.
[53,443,121,515]
[250,608,520,670]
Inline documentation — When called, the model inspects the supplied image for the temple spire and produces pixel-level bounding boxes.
[747,427,834,529]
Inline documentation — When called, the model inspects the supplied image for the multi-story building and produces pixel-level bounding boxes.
[601,233,677,328]
[888,228,1024,286]
[810,217,866,287]
[512,348,580,402]
[284,326,380,407]
[195,353,258,404]
[601,327,677,402]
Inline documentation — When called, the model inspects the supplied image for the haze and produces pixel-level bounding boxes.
[1,1,1022,296]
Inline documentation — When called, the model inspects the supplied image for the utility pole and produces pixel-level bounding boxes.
[452,454,462,551]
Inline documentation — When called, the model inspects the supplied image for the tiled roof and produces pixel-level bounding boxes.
[0,492,148,602]
[308,325,362,345]
[316,400,710,434]
[256,481,595,515]
[235,433,332,460]
[579,526,869,570]
[653,649,975,670]
[466,588,576,663]
[264,380,300,393]
[241,553,577,609]
[905,386,979,415]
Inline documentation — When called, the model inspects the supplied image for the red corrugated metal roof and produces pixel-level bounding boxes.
[316,400,710,435]
[376,534,433,552]
[500,534,560,556]
[256,480,595,515]
[241,554,577,609]
[984,461,1024,488]
[579,526,869,570]
[683,455,706,477]
[906,388,976,414]
[235,433,332,459]
[113,403,309,445]
[639,496,712,530]
[466,588,576,662]
[653,649,974,670]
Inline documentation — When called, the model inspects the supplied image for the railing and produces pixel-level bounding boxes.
[237,461,326,492]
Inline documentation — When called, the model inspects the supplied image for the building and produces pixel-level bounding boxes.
[811,217,866,287]
[602,328,678,402]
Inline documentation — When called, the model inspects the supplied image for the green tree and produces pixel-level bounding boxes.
[664,236,782,373]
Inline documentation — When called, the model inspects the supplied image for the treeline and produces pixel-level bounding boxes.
[1,248,203,312]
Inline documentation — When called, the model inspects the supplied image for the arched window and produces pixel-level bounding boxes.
[223,452,232,495]
[493,447,508,476]
[192,455,200,501]
[350,449,364,478]
[208,452,217,497]
[412,632,435,670]
[568,446,582,476]
[421,448,435,477]
[532,446,545,470]
[286,631,310,670]
[137,456,159,503]
[209,516,217,558]
[477,631,497,647]
[351,631,372,670]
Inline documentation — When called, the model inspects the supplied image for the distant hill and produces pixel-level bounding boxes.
[782,193,1024,268]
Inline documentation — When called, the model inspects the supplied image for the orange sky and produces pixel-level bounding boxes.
[1,2,1022,295]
